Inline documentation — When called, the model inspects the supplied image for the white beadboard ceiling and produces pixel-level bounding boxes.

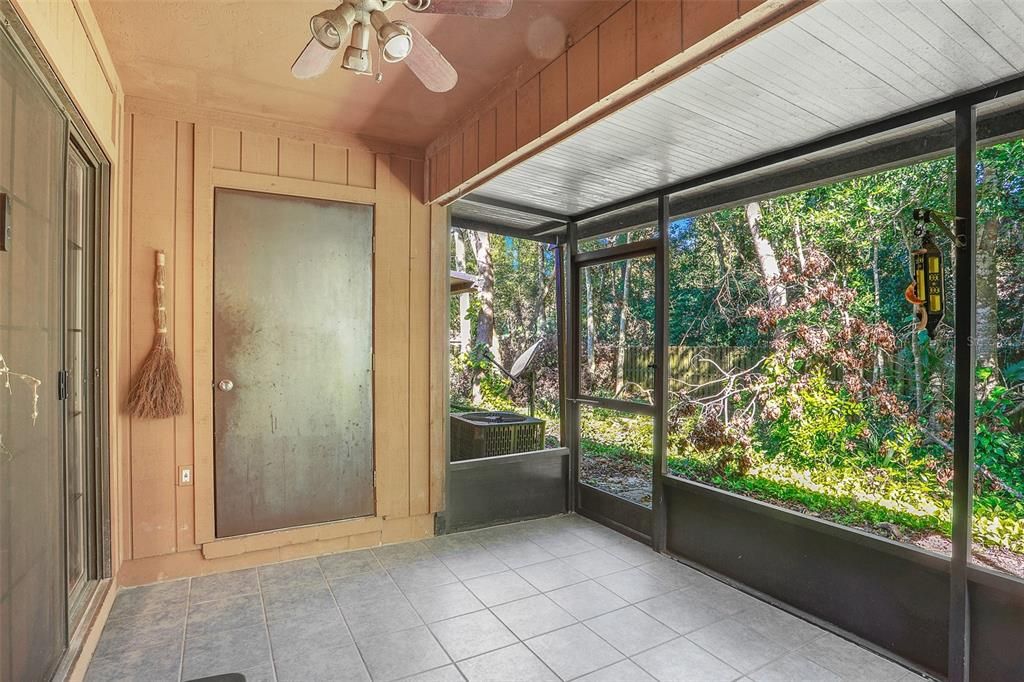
[462,0,1024,221]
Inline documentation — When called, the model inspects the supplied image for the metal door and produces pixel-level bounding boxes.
[213,189,374,537]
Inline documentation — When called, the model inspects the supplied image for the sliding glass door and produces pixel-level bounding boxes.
[1,27,107,682]
[0,28,69,682]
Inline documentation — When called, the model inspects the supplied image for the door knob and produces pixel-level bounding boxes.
[218,379,235,392]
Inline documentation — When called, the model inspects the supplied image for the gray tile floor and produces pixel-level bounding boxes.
[86,514,929,682]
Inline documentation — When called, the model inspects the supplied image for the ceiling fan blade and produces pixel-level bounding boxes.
[402,23,458,93]
[291,38,337,79]
[409,0,512,19]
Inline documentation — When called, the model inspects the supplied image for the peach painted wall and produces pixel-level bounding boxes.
[117,101,448,583]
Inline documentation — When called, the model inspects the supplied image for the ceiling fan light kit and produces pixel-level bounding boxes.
[291,0,513,92]
[371,11,413,62]
[342,22,374,75]
[311,3,357,49]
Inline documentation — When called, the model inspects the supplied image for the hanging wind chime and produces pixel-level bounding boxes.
[905,209,947,340]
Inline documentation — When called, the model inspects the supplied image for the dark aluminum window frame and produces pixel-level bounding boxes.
[459,72,1024,681]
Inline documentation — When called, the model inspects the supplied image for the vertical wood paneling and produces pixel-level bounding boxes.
[599,1,638,98]
[349,149,377,188]
[495,92,517,160]
[478,109,497,170]
[374,156,411,519]
[683,0,739,49]
[15,0,119,153]
[540,54,568,133]
[173,121,197,552]
[192,123,215,545]
[120,113,135,561]
[279,139,314,180]
[463,122,479,179]
[438,147,451,196]
[568,30,599,117]
[516,74,541,147]
[408,159,431,517]
[128,109,440,559]
[429,154,440,201]
[240,132,278,175]
[129,114,178,558]
[314,144,348,184]
[211,127,241,170]
[449,135,464,189]
[638,0,683,75]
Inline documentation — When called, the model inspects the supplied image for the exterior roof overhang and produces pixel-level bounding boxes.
[453,0,1024,238]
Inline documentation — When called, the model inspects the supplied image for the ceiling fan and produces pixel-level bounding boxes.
[291,0,513,93]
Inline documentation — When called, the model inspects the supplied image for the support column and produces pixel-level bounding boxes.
[652,196,670,552]
[566,223,580,513]
[949,103,976,682]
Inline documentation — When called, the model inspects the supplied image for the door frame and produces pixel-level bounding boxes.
[566,196,668,548]
[193,153,383,548]
[63,132,110,632]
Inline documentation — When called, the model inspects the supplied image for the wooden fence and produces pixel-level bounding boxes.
[623,346,767,397]
[622,345,925,400]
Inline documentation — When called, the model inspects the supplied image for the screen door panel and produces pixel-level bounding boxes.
[0,30,68,682]
[214,189,374,537]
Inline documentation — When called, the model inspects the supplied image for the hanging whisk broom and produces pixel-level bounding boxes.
[127,250,184,418]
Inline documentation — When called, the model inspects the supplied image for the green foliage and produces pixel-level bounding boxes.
[450,138,1024,562]
[975,365,1024,493]
[580,407,653,462]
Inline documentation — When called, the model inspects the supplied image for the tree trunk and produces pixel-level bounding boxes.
[585,268,596,374]
[872,237,884,382]
[528,248,552,346]
[615,257,631,396]
[453,229,471,354]
[470,230,499,402]
[793,216,807,273]
[711,219,734,326]
[535,245,547,336]
[711,219,727,281]
[976,217,1000,370]
[746,202,787,308]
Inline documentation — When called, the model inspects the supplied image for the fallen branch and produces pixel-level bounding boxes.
[924,430,1024,501]
[977,463,1024,501]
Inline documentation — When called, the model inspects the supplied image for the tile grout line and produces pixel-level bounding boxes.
[703,614,836,681]
[95,517,915,682]
[177,578,192,682]
[355,545,464,678]
[255,565,281,682]
[319,553,375,680]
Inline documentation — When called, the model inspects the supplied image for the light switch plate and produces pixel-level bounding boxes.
[0,193,10,252]
[178,465,193,486]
